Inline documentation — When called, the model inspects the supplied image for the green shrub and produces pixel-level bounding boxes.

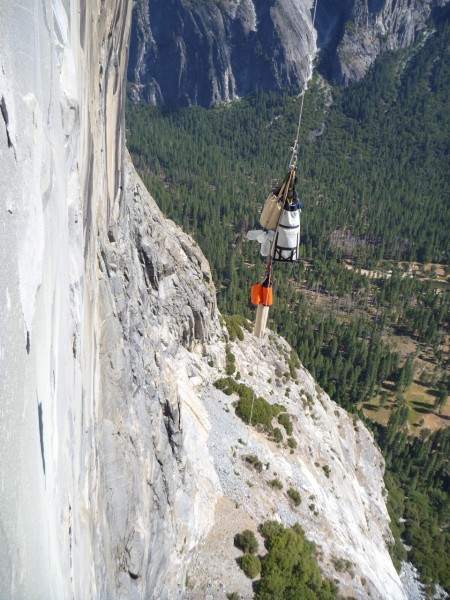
[288,350,301,379]
[243,454,263,473]
[287,437,297,449]
[234,529,258,554]
[226,593,240,600]
[331,556,354,575]
[223,315,252,342]
[272,427,283,443]
[225,344,236,375]
[239,553,261,579]
[214,377,277,432]
[287,488,301,507]
[268,478,283,490]
[255,521,339,598]
[214,377,229,391]
[271,403,287,416]
[236,395,273,429]
[322,465,331,478]
[278,413,293,435]
[214,378,253,400]
[260,520,285,539]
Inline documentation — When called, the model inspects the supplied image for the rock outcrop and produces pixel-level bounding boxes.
[93,157,223,598]
[328,0,449,84]
[186,332,406,600]
[128,0,317,107]
[128,0,449,106]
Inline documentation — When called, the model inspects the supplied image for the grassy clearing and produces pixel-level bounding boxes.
[361,380,449,434]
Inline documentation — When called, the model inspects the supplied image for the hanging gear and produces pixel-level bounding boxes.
[246,229,275,257]
[247,0,319,337]
[259,172,290,230]
[251,276,273,306]
[272,197,302,262]
[272,174,303,262]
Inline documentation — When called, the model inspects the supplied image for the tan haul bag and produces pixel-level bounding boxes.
[259,177,289,230]
[259,193,283,230]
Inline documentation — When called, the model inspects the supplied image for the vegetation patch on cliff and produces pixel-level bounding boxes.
[214,377,293,442]
[233,521,340,599]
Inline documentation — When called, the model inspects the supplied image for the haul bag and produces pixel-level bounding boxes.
[251,283,273,306]
[259,193,283,230]
[273,202,300,262]
[260,178,289,230]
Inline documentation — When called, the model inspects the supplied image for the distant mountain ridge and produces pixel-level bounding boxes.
[326,0,450,84]
[128,0,449,106]
[128,0,315,107]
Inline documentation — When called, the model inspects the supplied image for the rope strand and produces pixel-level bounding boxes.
[289,0,319,170]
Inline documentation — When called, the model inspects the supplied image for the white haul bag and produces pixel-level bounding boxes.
[272,203,301,262]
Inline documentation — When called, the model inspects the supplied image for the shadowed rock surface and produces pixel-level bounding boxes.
[128,0,316,107]
[128,0,449,106]
[328,0,449,84]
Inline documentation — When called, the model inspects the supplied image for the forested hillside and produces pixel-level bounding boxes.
[127,15,449,408]
[127,13,449,593]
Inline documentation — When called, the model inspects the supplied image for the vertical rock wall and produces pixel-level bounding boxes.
[320,0,448,83]
[128,0,317,107]
[0,1,223,597]
[128,0,448,106]
[0,0,131,597]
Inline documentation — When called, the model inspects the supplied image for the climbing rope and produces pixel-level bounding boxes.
[288,0,319,171]
[251,1,318,340]
[247,384,256,445]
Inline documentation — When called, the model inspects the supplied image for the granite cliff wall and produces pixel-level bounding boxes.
[128,0,317,107]
[128,0,449,106]
[329,0,449,84]
[0,0,132,596]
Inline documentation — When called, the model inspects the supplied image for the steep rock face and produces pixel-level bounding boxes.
[184,332,407,600]
[330,0,448,84]
[128,0,449,106]
[128,0,316,107]
[1,0,224,596]
[94,158,222,597]
[0,0,133,597]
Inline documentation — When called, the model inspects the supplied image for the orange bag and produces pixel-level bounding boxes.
[251,283,273,306]
[261,285,273,306]
[251,283,262,305]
